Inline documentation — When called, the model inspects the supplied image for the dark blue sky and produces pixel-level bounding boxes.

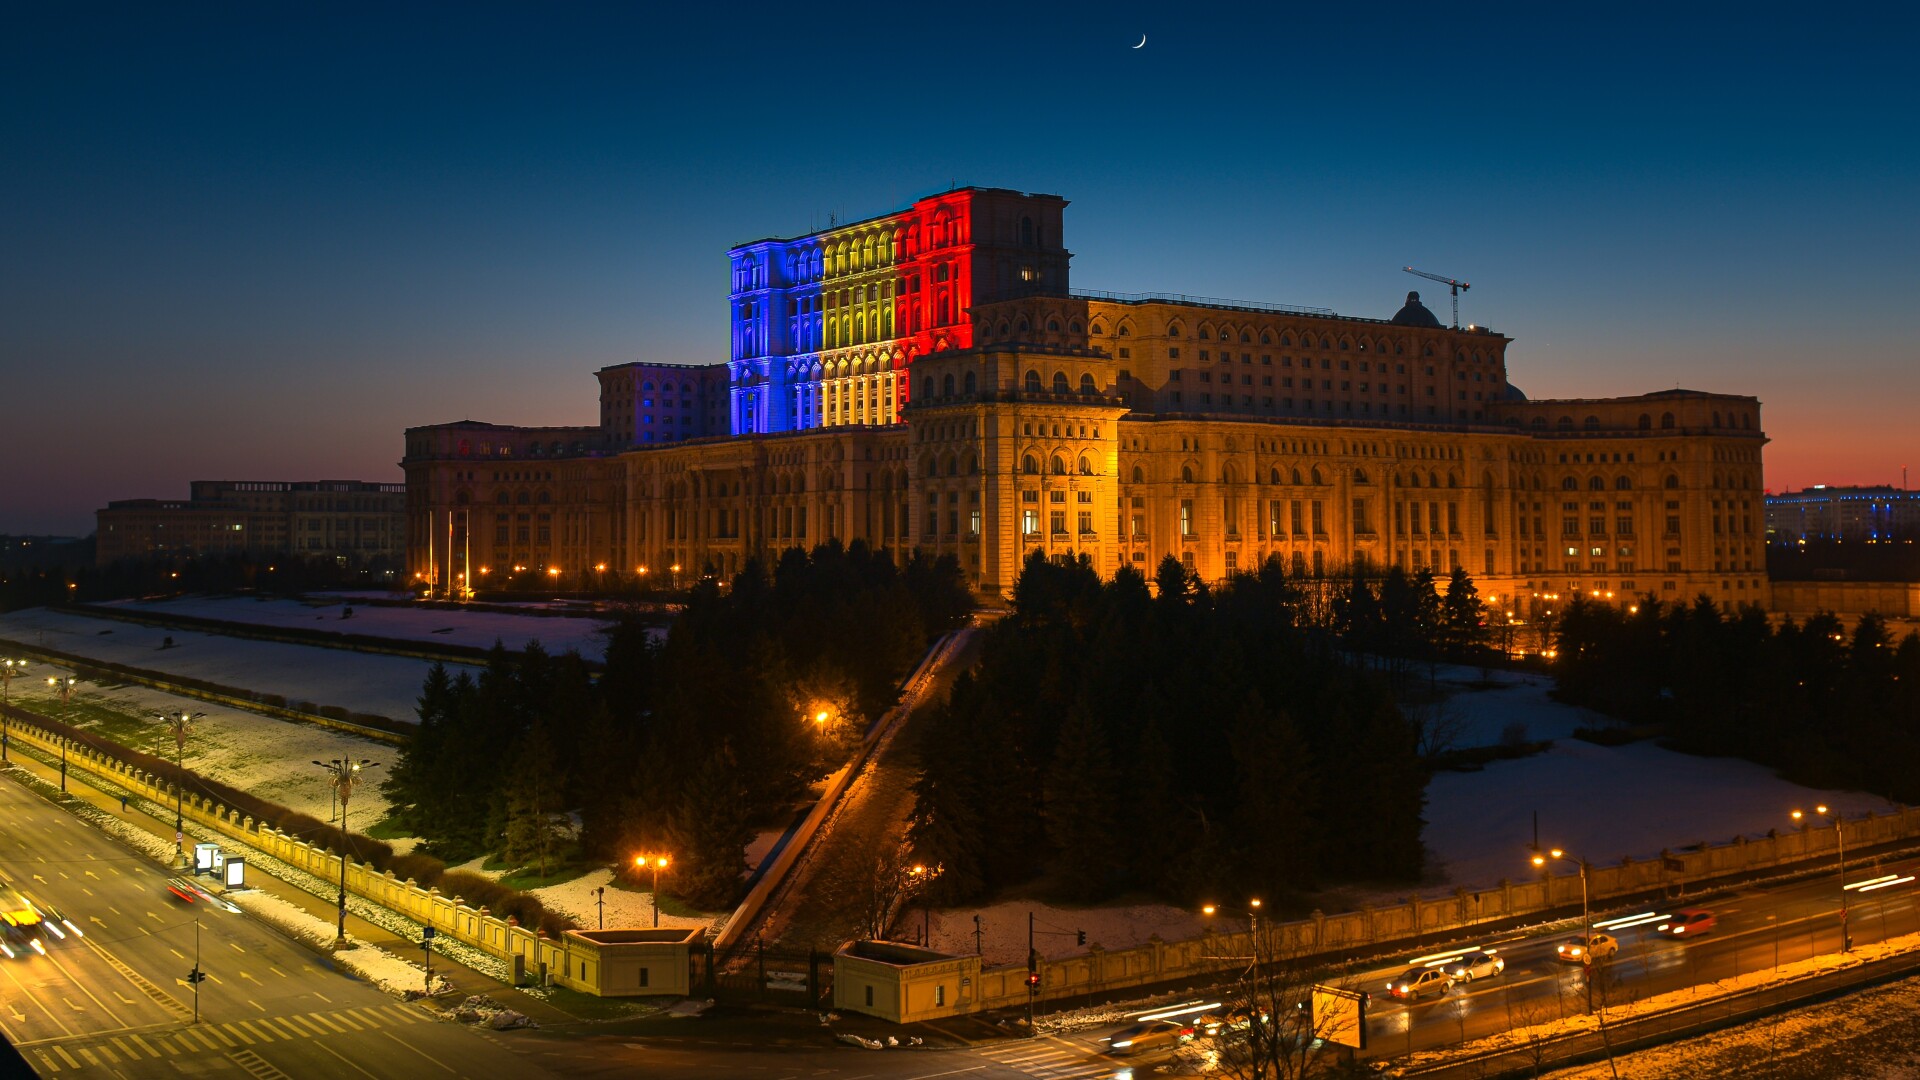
[4,3,1915,533]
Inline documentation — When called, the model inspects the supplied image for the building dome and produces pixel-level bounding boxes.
[1502,382,1528,401]
[1390,291,1443,328]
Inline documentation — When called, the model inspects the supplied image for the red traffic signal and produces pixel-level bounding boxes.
[1025,972,1041,988]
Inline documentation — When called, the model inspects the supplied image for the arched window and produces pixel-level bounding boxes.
[1531,417,1547,430]
[946,454,959,476]
[1292,467,1304,485]
[1638,414,1652,430]
[1661,412,1676,429]
[967,455,978,474]
[516,491,530,504]
[1311,466,1324,485]
[1584,416,1600,430]
[1132,465,1145,483]
[1269,467,1281,484]
[1409,472,1422,488]
[1024,371,1042,393]
[454,490,470,505]
[1589,476,1605,490]
[1022,455,1038,475]
[537,491,551,504]
[1664,474,1680,489]
[1047,320,1059,332]
[963,371,977,394]
[942,374,955,398]
[1712,411,1722,427]
[495,491,509,504]
[1167,321,1183,337]
[1615,476,1632,490]
[922,377,934,399]
[1080,373,1096,396]
[1562,477,1578,490]
[1052,372,1070,394]
[1078,455,1093,475]
[1354,468,1370,484]
[1557,416,1574,431]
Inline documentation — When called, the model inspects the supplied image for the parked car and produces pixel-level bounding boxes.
[1657,909,1717,938]
[1387,966,1454,1000]
[1556,932,1619,963]
[1442,951,1506,981]
[1106,1019,1195,1054]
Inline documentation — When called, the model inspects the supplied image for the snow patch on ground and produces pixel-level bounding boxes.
[0,606,472,721]
[104,595,628,662]
[526,865,719,933]
[229,888,451,997]
[926,899,1209,967]
[12,662,401,831]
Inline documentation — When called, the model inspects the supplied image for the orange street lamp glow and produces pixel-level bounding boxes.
[547,567,560,577]
[1201,904,1217,917]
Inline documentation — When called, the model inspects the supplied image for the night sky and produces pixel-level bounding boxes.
[4,3,1915,534]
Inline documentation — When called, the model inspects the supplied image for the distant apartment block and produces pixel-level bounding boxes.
[1766,485,1920,542]
[96,480,406,566]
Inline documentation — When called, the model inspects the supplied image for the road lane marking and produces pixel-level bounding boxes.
[238,1019,279,1042]
[77,1047,100,1067]
[113,992,136,1006]
[220,1023,255,1045]
[284,1015,328,1036]
[330,1011,367,1030]
[311,989,328,1001]
[269,967,286,978]
[170,949,186,960]
[348,1006,387,1027]
[80,888,92,897]
[229,942,246,953]
[313,1037,384,1080]
[250,998,266,1011]
[239,971,259,983]
[146,911,161,921]
[305,1012,348,1033]
[128,1033,161,1058]
[188,1026,224,1050]
[380,1029,457,1073]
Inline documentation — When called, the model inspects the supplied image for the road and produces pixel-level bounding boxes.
[0,769,564,1079]
[747,623,985,954]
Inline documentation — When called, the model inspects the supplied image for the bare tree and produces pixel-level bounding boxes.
[1405,694,1471,761]
[857,845,941,941]
[1206,926,1369,1080]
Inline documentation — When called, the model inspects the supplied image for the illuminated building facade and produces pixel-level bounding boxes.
[97,480,405,566]
[406,188,1769,609]
[726,188,1068,434]
[1766,485,1920,542]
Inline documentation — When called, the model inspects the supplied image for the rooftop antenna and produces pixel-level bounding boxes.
[1403,267,1471,329]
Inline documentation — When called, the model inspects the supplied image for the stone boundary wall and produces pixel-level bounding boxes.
[967,805,1920,1014]
[0,636,407,745]
[2,712,619,995]
[1770,581,1920,619]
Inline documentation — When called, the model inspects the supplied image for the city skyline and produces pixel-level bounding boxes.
[5,4,1917,534]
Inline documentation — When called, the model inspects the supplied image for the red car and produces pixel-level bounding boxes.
[1657,908,1717,938]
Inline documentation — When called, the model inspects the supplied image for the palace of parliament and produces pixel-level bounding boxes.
[403,187,1768,610]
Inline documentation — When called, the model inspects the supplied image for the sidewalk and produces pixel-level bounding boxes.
[0,737,578,1027]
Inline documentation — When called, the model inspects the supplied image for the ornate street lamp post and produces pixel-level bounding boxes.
[314,758,378,948]
[158,711,204,864]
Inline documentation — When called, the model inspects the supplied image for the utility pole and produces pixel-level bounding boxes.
[423,925,436,996]
[972,913,983,956]
[188,912,205,1023]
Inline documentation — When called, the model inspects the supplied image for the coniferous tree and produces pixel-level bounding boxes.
[666,746,756,909]
[1044,703,1120,901]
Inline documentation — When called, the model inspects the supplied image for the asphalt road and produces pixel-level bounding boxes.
[0,770,563,1079]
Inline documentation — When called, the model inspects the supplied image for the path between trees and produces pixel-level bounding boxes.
[739,621,986,956]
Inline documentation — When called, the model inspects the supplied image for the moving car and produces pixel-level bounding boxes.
[1387,966,1454,1000]
[1196,1005,1269,1037]
[1106,1020,1195,1054]
[1657,908,1717,938]
[1555,932,1619,963]
[0,883,76,957]
[1442,950,1506,981]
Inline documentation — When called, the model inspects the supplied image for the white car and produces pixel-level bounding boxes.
[1442,951,1506,982]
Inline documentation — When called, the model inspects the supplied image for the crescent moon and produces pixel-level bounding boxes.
[1133,33,1146,48]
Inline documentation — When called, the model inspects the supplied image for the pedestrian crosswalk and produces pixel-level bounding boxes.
[26,1002,429,1072]
[973,1035,1119,1079]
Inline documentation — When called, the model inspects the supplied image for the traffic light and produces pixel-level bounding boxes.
[1025,971,1040,989]
[187,967,207,984]
[1076,930,1086,946]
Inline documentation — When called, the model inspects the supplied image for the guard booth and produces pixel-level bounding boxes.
[833,941,981,1023]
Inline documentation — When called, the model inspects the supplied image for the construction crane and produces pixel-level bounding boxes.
[1403,267,1471,329]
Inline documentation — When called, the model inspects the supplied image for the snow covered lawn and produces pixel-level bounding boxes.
[0,606,476,721]
[12,660,403,832]
[101,595,627,662]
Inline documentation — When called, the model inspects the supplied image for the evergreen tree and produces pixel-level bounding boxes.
[666,746,756,909]
[1440,567,1486,658]
[500,720,568,878]
[1044,703,1120,901]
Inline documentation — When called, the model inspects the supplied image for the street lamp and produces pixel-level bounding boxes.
[1,657,25,704]
[158,711,205,865]
[595,886,606,930]
[48,677,77,791]
[1532,847,1594,1011]
[313,758,378,948]
[634,853,670,928]
[1793,805,1850,952]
